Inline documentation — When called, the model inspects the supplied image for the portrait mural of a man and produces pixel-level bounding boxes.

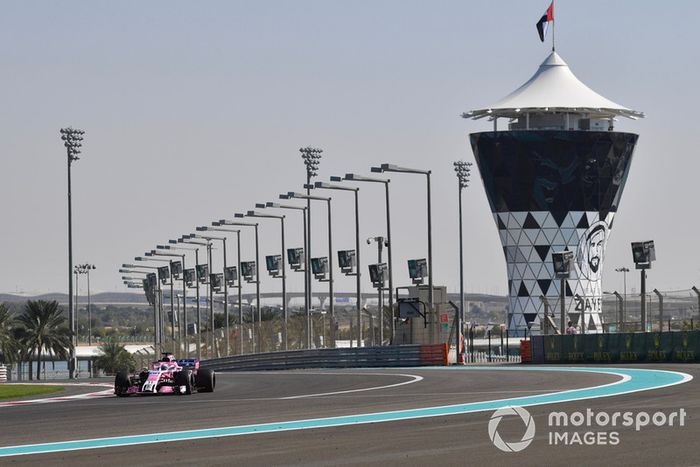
[576,221,608,281]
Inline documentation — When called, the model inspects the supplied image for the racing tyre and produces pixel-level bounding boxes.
[175,369,193,395]
[115,371,131,397]
[196,368,215,393]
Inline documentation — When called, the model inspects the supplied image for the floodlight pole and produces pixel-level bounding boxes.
[158,245,192,356]
[612,291,624,329]
[454,161,471,361]
[61,126,84,379]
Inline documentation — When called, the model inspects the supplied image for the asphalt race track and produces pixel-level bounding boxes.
[1,365,699,466]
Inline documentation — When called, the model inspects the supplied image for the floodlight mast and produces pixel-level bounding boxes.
[300,147,323,347]
[454,160,472,362]
[61,126,84,379]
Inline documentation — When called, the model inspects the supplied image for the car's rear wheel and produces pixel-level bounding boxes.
[115,371,131,397]
[196,368,215,393]
[175,369,192,395]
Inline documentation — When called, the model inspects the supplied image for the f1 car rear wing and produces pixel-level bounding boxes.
[177,359,199,369]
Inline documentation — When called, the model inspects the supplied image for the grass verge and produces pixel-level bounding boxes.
[0,384,65,400]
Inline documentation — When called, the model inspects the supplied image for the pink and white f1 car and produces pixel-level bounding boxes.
[114,353,215,396]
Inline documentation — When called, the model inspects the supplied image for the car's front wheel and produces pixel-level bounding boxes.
[115,371,131,397]
[175,369,192,395]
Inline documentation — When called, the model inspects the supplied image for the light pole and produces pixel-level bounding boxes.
[373,164,434,341]
[218,220,260,352]
[314,181,363,346]
[160,243,199,356]
[300,147,323,346]
[151,249,186,356]
[454,160,472,362]
[74,264,96,346]
[285,191,335,347]
[334,173,394,343]
[203,226,243,354]
[192,232,229,357]
[692,287,700,330]
[122,263,161,352]
[135,256,172,348]
[238,211,288,350]
[178,237,211,359]
[264,201,310,349]
[61,126,84,379]
[615,267,630,328]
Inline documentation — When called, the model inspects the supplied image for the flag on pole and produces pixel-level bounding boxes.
[536,2,554,42]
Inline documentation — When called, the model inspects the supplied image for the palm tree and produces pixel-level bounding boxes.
[94,338,136,375]
[16,300,72,380]
[0,303,18,365]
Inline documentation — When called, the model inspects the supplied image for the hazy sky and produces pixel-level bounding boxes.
[2,1,698,298]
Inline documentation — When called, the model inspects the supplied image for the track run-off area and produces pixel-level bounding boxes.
[1,365,698,466]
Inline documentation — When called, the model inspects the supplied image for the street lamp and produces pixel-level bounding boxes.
[285,191,335,347]
[372,163,434,341]
[74,264,96,346]
[61,126,85,379]
[615,267,630,327]
[160,243,200,356]
[135,258,172,350]
[264,201,310,349]
[335,173,395,342]
[454,160,472,361]
[199,227,243,354]
[238,211,288,351]
[314,181,363,346]
[149,249,186,356]
[177,236,211,359]
[192,232,229,357]
[217,219,260,352]
[122,263,161,352]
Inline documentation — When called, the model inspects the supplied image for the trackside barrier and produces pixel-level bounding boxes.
[0,365,6,383]
[519,340,532,363]
[532,331,700,364]
[200,344,449,372]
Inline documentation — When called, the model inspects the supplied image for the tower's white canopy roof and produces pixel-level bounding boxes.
[464,51,644,121]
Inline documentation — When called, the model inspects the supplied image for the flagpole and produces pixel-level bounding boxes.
[552,1,555,52]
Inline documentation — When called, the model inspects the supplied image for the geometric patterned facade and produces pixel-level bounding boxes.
[471,130,639,334]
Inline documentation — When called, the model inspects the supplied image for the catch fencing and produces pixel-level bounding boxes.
[201,344,448,372]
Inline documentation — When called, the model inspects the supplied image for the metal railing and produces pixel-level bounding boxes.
[201,344,448,372]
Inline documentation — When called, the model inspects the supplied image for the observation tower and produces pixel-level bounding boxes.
[464,51,643,334]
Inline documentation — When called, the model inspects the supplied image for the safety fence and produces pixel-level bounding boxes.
[530,330,700,364]
[201,344,448,372]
